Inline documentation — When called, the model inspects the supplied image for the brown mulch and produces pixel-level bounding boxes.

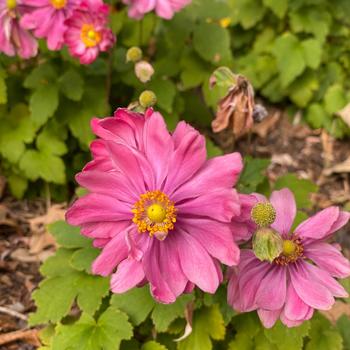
[0,111,350,349]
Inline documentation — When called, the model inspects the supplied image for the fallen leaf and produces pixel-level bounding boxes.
[324,157,350,175]
[337,102,350,127]
[252,111,280,138]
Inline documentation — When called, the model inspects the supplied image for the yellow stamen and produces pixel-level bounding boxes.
[132,190,177,238]
[283,240,297,256]
[251,202,276,227]
[50,0,67,9]
[6,0,17,9]
[80,24,101,48]
[274,238,304,266]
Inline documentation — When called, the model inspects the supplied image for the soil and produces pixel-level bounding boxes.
[0,112,349,349]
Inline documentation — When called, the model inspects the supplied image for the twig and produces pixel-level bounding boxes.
[0,306,28,321]
[0,329,39,346]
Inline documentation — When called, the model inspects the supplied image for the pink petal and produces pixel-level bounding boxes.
[92,232,129,276]
[257,309,281,328]
[110,258,145,293]
[255,266,287,310]
[284,283,311,321]
[81,221,130,238]
[270,188,296,236]
[294,207,340,240]
[175,229,220,294]
[290,262,334,310]
[66,193,132,226]
[305,242,350,278]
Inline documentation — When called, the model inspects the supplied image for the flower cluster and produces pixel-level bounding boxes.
[0,0,115,64]
[66,108,350,327]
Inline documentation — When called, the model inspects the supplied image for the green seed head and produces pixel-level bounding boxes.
[139,90,157,108]
[126,46,142,63]
[251,202,276,227]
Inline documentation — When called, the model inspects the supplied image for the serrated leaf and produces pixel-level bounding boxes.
[177,305,225,350]
[24,64,57,89]
[263,0,288,18]
[0,70,7,104]
[306,314,343,350]
[324,84,347,115]
[70,247,100,272]
[148,79,177,113]
[288,71,319,107]
[206,139,222,158]
[152,294,194,332]
[232,313,262,338]
[40,248,75,277]
[272,33,305,87]
[48,221,91,248]
[29,84,59,127]
[274,173,318,209]
[232,0,266,29]
[111,286,155,326]
[36,128,67,156]
[52,307,132,350]
[59,69,84,101]
[305,103,329,129]
[142,341,168,350]
[264,320,310,350]
[180,52,209,90]
[229,333,253,350]
[193,23,232,65]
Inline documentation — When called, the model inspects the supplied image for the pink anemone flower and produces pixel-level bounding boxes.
[20,0,80,50]
[228,188,350,328]
[66,108,243,303]
[0,0,38,58]
[64,0,115,64]
[123,0,192,20]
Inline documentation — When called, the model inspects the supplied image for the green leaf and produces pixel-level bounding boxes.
[229,333,253,350]
[142,341,168,350]
[40,248,75,277]
[306,313,343,350]
[111,286,155,326]
[177,305,225,350]
[264,320,310,350]
[152,294,194,332]
[70,247,100,272]
[263,0,288,18]
[301,39,322,69]
[48,221,90,249]
[232,0,266,29]
[24,63,57,89]
[206,139,223,158]
[19,150,65,184]
[337,315,350,350]
[305,103,329,129]
[324,84,347,114]
[0,69,7,104]
[7,174,28,199]
[29,84,59,127]
[272,33,305,87]
[52,307,132,350]
[193,23,232,65]
[180,52,210,89]
[59,69,84,101]
[274,173,318,209]
[36,128,67,156]
[232,313,262,338]
[148,79,177,113]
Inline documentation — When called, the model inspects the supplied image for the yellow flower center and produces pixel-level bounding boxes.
[274,238,304,266]
[132,190,177,239]
[50,0,67,9]
[81,24,102,48]
[251,202,276,227]
[6,0,17,9]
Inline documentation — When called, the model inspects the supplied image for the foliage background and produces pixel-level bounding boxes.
[1,0,350,349]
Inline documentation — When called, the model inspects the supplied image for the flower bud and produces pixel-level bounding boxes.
[251,202,276,227]
[139,90,157,108]
[135,60,154,83]
[126,46,142,63]
[252,227,283,262]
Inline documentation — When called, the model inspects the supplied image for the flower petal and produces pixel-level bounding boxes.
[284,283,310,321]
[257,309,281,328]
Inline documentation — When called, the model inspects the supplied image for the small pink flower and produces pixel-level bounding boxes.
[20,0,80,50]
[0,0,38,58]
[66,108,243,303]
[123,0,192,20]
[228,188,350,328]
[64,0,115,64]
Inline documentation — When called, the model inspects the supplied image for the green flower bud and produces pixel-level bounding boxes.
[252,227,283,262]
[139,90,157,108]
[251,202,276,227]
[126,46,142,63]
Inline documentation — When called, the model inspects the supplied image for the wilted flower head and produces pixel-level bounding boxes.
[0,0,38,58]
[66,108,244,303]
[228,188,350,328]
[64,0,115,64]
[20,0,80,50]
[123,0,191,20]
[135,60,154,83]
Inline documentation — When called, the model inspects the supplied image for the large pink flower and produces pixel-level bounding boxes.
[0,0,38,58]
[123,0,192,20]
[64,0,115,64]
[20,0,80,50]
[228,188,350,328]
[66,108,243,303]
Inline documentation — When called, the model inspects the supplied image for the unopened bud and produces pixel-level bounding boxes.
[126,46,142,63]
[252,228,283,262]
[139,90,157,108]
[251,202,276,227]
[135,60,154,83]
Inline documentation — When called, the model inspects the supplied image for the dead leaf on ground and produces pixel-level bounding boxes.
[337,102,350,127]
[0,204,18,235]
[253,112,280,138]
[321,301,350,324]
[324,157,350,176]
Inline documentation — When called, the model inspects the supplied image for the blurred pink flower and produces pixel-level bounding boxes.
[228,188,350,328]
[123,0,192,20]
[64,0,115,64]
[20,0,80,50]
[0,0,38,58]
[66,108,243,303]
